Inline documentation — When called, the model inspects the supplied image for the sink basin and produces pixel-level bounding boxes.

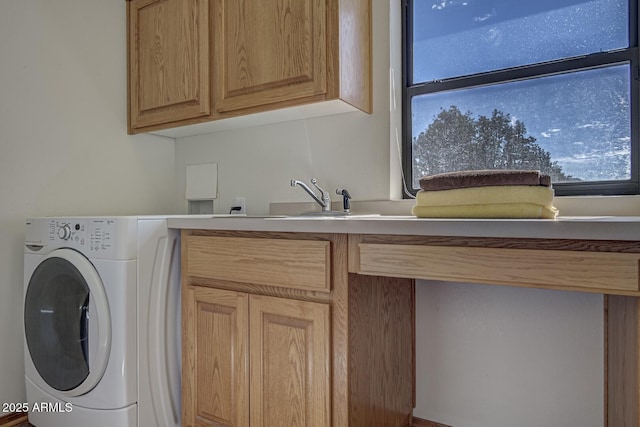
[209,214,419,220]
[268,213,381,220]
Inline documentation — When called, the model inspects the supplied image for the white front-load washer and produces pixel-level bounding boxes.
[23,216,182,427]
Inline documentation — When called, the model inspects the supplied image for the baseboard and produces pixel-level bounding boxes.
[0,413,28,427]
[413,416,453,427]
[2,409,446,427]
[2,409,447,427]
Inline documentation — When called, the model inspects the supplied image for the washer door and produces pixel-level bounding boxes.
[24,249,111,396]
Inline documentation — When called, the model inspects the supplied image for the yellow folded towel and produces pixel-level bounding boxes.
[415,185,555,208]
[411,203,558,219]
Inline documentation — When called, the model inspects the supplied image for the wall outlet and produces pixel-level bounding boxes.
[232,197,246,214]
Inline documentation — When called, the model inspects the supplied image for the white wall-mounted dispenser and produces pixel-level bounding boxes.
[186,163,217,214]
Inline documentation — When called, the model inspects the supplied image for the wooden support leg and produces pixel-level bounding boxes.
[606,295,640,427]
[348,274,415,427]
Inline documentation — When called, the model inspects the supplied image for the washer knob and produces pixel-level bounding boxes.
[57,224,72,240]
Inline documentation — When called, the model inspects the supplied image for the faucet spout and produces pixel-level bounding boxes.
[291,178,331,212]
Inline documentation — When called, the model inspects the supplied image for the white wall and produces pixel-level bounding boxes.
[0,0,176,405]
[174,1,604,426]
[416,282,602,426]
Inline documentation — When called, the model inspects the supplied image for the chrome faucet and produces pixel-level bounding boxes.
[290,178,331,212]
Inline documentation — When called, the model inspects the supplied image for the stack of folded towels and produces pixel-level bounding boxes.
[411,170,558,219]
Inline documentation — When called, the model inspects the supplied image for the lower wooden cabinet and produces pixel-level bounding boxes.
[250,294,330,427]
[180,229,640,427]
[182,286,248,427]
[183,286,329,427]
[181,231,415,427]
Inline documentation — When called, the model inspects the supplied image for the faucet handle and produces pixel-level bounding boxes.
[310,178,324,191]
[310,178,330,202]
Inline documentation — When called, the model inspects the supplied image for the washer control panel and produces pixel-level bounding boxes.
[26,217,138,259]
[48,219,114,253]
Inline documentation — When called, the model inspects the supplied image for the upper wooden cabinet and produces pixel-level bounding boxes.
[127,0,372,135]
[213,0,327,113]
[127,0,211,129]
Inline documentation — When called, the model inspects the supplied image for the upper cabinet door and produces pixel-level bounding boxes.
[128,0,211,131]
[213,0,327,114]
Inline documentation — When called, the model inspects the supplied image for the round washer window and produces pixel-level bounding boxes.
[24,249,111,395]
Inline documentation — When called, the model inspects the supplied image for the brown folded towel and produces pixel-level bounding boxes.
[419,170,551,191]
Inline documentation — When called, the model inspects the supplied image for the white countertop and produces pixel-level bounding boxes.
[167,215,640,241]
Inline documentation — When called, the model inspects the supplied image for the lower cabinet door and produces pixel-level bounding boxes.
[249,295,330,427]
[183,287,330,427]
[183,286,249,427]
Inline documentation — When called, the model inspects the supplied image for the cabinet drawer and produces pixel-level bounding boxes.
[185,236,331,292]
[356,243,640,294]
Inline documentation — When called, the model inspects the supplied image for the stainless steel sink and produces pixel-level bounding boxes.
[210,213,385,220]
[268,213,381,220]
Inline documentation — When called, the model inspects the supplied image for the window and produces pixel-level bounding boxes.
[403,0,639,195]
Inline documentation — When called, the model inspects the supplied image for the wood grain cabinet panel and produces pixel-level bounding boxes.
[126,0,371,134]
[213,0,327,113]
[182,287,329,427]
[127,0,211,130]
[249,295,330,427]
[356,243,640,294]
[183,235,331,292]
[182,286,249,427]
